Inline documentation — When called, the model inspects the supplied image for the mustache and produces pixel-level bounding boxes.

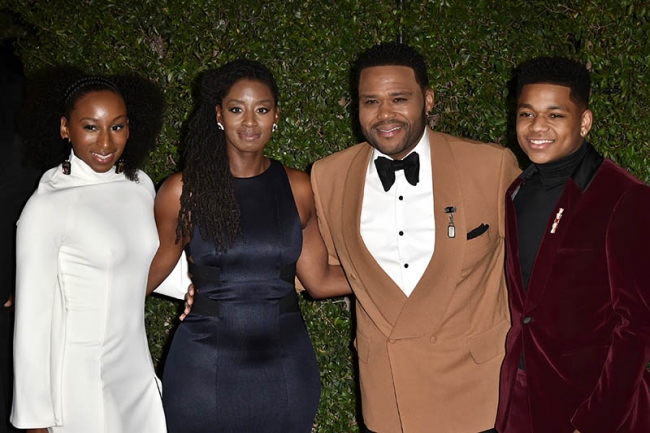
[372,120,406,129]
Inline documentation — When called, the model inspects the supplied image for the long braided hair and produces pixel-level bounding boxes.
[20,67,164,181]
[177,59,279,251]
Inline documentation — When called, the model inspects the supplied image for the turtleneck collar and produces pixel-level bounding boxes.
[535,141,588,186]
[48,151,126,188]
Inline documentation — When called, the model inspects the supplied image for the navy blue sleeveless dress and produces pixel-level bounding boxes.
[162,160,320,432]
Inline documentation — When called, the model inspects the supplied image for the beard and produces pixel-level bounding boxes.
[362,109,428,158]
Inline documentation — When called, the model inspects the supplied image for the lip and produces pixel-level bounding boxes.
[238,131,262,141]
[525,138,554,149]
[90,151,116,165]
[373,123,404,139]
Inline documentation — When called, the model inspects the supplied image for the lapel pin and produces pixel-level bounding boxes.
[550,207,564,234]
[444,206,457,238]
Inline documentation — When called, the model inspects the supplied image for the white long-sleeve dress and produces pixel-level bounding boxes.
[11,152,166,433]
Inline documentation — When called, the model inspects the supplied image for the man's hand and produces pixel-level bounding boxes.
[4,294,14,308]
[179,284,195,321]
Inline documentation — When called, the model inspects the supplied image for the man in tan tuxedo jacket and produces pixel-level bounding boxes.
[311,42,520,433]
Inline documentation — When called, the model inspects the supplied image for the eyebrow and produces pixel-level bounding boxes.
[79,114,128,122]
[518,102,567,111]
[227,99,274,105]
[360,90,413,98]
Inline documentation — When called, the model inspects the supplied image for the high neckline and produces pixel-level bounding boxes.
[65,151,125,185]
[535,141,587,186]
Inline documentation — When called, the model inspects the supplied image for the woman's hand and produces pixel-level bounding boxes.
[179,284,195,321]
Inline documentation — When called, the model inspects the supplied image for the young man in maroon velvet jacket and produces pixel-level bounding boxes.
[496,56,650,433]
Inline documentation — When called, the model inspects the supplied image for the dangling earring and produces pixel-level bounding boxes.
[272,123,278,133]
[217,122,224,130]
[62,137,71,175]
[115,159,125,174]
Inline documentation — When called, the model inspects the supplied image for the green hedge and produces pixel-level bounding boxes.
[3,1,649,430]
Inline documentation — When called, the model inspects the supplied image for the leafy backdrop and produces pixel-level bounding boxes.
[2,0,649,430]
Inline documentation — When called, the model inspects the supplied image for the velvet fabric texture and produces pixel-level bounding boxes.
[497,147,650,433]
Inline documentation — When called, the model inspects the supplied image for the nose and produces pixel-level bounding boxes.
[529,115,547,132]
[98,129,111,149]
[377,101,394,120]
[242,111,257,127]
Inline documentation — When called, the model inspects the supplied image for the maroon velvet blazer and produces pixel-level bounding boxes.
[497,145,650,433]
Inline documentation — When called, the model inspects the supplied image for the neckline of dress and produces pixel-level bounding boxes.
[233,159,275,180]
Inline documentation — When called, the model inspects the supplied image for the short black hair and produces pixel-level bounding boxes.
[516,56,591,107]
[354,42,429,91]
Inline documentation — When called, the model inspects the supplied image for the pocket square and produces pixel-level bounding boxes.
[467,223,489,240]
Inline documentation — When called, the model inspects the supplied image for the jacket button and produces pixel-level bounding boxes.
[523,316,532,324]
[430,335,437,344]
[349,272,357,280]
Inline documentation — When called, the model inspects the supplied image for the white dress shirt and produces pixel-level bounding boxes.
[360,129,435,297]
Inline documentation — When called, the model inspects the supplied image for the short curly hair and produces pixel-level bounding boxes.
[353,42,430,91]
[178,59,279,251]
[516,56,591,108]
[19,66,164,181]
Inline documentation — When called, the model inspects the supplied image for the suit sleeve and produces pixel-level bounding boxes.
[11,194,65,429]
[310,161,341,267]
[571,184,650,433]
[496,147,521,239]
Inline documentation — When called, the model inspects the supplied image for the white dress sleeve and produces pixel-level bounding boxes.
[153,250,192,300]
[11,190,68,429]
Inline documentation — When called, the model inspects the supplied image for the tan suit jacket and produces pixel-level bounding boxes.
[311,130,520,433]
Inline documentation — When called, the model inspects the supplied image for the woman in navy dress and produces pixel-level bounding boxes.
[147,59,351,432]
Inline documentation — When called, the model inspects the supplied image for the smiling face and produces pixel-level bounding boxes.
[516,83,592,165]
[358,65,434,160]
[60,90,129,173]
[216,78,279,157]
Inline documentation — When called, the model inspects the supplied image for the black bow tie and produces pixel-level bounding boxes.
[374,152,420,192]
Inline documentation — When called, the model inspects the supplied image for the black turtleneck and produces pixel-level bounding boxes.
[514,142,588,290]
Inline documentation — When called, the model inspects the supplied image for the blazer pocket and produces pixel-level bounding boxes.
[467,223,489,240]
[467,319,509,364]
[462,224,493,271]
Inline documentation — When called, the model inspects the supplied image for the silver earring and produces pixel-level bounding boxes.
[272,123,278,133]
[217,122,224,130]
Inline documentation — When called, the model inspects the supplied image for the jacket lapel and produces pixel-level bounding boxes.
[506,176,527,311]
[524,143,603,309]
[340,144,407,331]
[391,132,467,339]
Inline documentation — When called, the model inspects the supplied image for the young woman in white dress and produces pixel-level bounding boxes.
[11,72,167,433]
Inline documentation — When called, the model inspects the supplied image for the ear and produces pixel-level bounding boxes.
[274,106,280,125]
[580,109,593,137]
[60,116,69,139]
[125,117,130,140]
[215,105,223,124]
[424,87,435,114]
